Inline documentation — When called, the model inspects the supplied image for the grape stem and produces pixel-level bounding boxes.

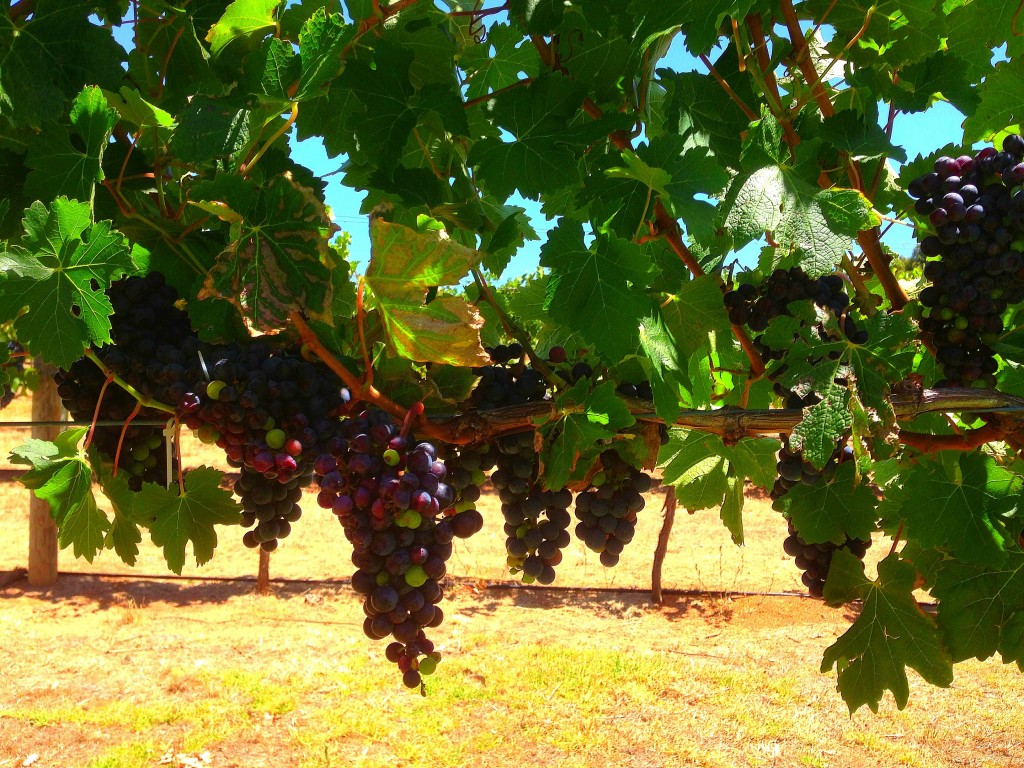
[288,310,437,434]
[83,374,116,451]
[778,0,909,311]
[84,350,176,415]
[470,268,566,388]
[112,401,143,478]
[356,280,373,390]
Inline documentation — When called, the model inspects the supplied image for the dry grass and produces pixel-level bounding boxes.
[0,397,1022,767]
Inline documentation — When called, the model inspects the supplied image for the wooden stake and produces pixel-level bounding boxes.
[651,487,676,605]
[28,359,60,586]
[256,548,271,595]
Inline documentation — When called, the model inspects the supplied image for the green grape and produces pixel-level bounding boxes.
[205,379,227,400]
[265,428,286,449]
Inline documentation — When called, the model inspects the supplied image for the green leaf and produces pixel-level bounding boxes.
[134,467,242,574]
[242,36,300,105]
[774,462,878,545]
[723,165,880,275]
[790,384,852,469]
[206,0,280,57]
[720,471,745,546]
[295,10,355,101]
[933,551,1024,665]
[963,57,1024,142]
[337,41,468,175]
[659,274,734,357]
[638,312,686,423]
[364,219,489,366]
[819,110,907,162]
[0,0,126,131]
[469,74,633,200]
[821,552,953,712]
[888,453,1021,565]
[98,465,143,567]
[25,86,118,206]
[169,96,252,165]
[460,22,540,100]
[195,174,338,333]
[11,427,110,562]
[542,381,635,490]
[659,428,770,512]
[540,222,654,362]
[102,86,175,155]
[0,198,136,369]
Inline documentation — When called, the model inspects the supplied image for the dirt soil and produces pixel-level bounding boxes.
[0,398,1022,767]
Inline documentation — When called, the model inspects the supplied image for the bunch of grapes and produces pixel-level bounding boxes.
[723,268,866,349]
[782,522,871,599]
[467,344,547,409]
[772,438,871,597]
[55,272,351,549]
[1,340,26,409]
[502,487,573,584]
[178,341,349,551]
[313,408,483,688]
[443,443,493,521]
[574,449,652,567]
[907,135,1024,387]
[56,355,170,489]
[465,345,581,584]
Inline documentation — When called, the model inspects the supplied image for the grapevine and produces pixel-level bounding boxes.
[1,0,1024,714]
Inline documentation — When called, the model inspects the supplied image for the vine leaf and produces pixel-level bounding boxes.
[25,86,118,206]
[933,551,1024,666]
[134,467,241,575]
[170,96,253,166]
[10,428,110,562]
[337,40,468,176]
[296,9,354,101]
[0,0,126,130]
[469,74,633,200]
[819,109,908,162]
[659,429,778,526]
[963,57,1024,142]
[0,198,136,369]
[887,453,1021,566]
[364,219,490,366]
[773,462,878,545]
[460,22,540,100]
[659,274,734,357]
[721,471,745,546]
[97,464,144,567]
[195,173,339,333]
[206,0,279,57]
[103,86,175,156]
[540,221,654,362]
[790,384,852,469]
[638,313,686,424]
[541,381,635,490]
[822,551,953,712]
[723,165,879,275]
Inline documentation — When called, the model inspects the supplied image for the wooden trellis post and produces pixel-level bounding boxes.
[651,487,676,605]
[256,549,271,594]
[28,360,60,586]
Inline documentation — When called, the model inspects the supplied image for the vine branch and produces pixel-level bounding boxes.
[470,268,565,388]
[779,0,909,311]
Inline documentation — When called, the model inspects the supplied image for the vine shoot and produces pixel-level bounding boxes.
[2,0,1024,716]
